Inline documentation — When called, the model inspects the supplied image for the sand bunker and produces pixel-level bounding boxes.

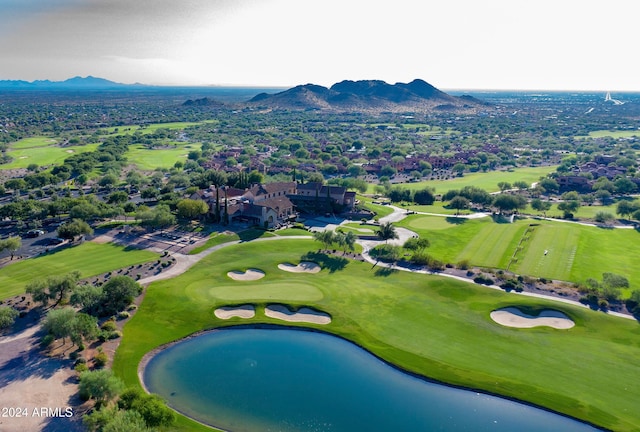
[278,261,321,274]
[214,305,256,319]
[490,307,574,329]
[265,304,331,325]
[227,269,265,281]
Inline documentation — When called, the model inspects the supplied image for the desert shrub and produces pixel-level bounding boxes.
[101,320,117,331]
[40,334,55,348]
[117,311,130,320]
[75,363,89,373]
[457,259,470,270]
[473,275,494,285]
[94,352,108,368]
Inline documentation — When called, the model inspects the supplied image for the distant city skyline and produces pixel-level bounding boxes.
[0,0,637,91]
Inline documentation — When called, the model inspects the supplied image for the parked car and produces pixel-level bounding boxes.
[24,229,45,238]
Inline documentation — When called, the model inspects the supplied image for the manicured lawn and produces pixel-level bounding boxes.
[0,242,158,299]
[366,166,558,194]
[584,130,640,139]
[2,141,100,169]
[113,239,640,432]
[396,214,640,294]
[99,120,218,136]
[188,232,240,255]
[10,136,58,149]
[357,194,395,219]
[126,143,203,170]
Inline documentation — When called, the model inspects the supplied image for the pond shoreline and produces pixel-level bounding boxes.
[138,324,606,432]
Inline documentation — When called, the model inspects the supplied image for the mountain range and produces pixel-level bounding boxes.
[0,76,146,90]
[249,79,487,113]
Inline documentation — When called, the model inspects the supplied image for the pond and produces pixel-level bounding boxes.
[143,327,597,432]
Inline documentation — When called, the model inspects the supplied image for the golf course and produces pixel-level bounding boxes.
[396,214,640,296]
[113,238,640,432]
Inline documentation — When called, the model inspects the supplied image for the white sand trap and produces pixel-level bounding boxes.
[490,307,574,329]
[215,304,255,319]
[227,269,265,281]
[265,304,331,325]
[278,261,321,274]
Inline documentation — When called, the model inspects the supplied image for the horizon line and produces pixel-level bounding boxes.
[0,75,638,93]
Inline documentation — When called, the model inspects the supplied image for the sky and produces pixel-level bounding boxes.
[0,0,637,91]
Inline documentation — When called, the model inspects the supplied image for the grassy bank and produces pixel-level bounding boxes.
[0,242,158,299]
[114,239,640,431]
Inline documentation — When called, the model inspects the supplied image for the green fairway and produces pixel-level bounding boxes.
[0,242,158,299]
[2,141,100,170]
[113,239,640,432]
[126,142,203,170]
[367,166,558,194]
[581,129,640,139]
[10,136,58,149]
[457,221,526,268]
[397,214,640,293]
[100,120,218,136]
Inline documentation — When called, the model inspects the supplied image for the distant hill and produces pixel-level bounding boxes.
[0,76,147,90]
[248,79,488,113]
[182,97,224,107]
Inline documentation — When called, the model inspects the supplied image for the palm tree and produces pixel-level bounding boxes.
[377,222,398,243]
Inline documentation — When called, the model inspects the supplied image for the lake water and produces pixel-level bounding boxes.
[143,328,598,432]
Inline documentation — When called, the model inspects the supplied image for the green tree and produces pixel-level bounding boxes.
[102,410,149,432]
[58,219,94,241]
[493,194,526,214]
[117,388,175,428]
[79,369,124,404]
[377,222,398,243]
[48,271,81,306]
[413,188,435,205]
[513,180,529,190]
[344,231,357,254]
[101,276,142,315]
[497,181,512,192]
[26,279,50,307]
[0,236,21,260]
[71,285,104,312]
[0,306,19,330]
[539,178,559,194]
[558,200,580,218]
[43,307,77,343]
[313,230,335,250]
[70,313,99,346]
[176,199,209,220]
[404,236,430,252]
[530,198,552,217]
[614,177,637,195]
[616,200,640,220]
[594,211,615,224]
[107,191,129,205]
[448,196,470,215]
